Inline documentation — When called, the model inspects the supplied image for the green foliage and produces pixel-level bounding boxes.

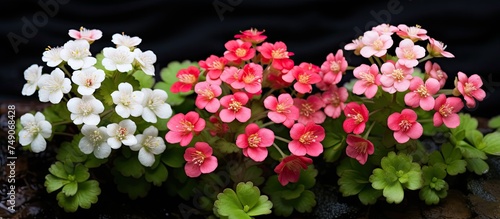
[419,165,449,205]
[213,181,273,219]
[428,143,467,176]
[321,117,347,162]
[337,158,382,205]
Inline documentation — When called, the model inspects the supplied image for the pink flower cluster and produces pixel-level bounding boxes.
[164,24,486,186]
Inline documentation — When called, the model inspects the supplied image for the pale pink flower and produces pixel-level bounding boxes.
[322,85,348,119]
[68,27,102,42]
[194,82,222,113]
[425,61,448,88]
[236,123,275,162]
[360,30,393,58]
[222,63,263,94]
[288,122,325,157]
[387,109,423,143]
[344,36,364,56]
[433,94,464,128]
[320,49,348,85]
[352,63,381,99]
[372,23,398,36]
[380,61,413,93]
[455,72,486,108]
[257,41,294,71]
[274,155,313,186]
[234,28,267,44]
[171,66,200,93]
[294,95,326,125]
[223,39,255,63]
[283,64,322,94]
[198,55,228,80]
[346,134,375,165]
[427,38,455,58]
[165,111,206,146]
[343,102,369,135]
[396,24,429,42]
[184,142,218,178]
[219,91,251,123]
[395,39,426,68]
[264,93,299,128]
[404,77,440,111]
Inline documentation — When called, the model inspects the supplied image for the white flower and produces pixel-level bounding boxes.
[42,46,64,67]
[106,119,137,149]
[111,33,142,48]
[111,82,144,118]
[67,95,104,125]
[79,125,111,159]
[37,68,72,104]
[59,39,96,70]
[19,112,52,153]
[21,64,42,96]
[102,46,135,72]
[141,88,172,123]
[133,48,156,76]
[130,126,165,167]
[71,67,105,95]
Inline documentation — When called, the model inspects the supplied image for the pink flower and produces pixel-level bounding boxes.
[198,55,228,80]
[380,61,413,93]
[360,30,393,58]
[395,39,426,68]
[372,23,398,36]
[274,155,313,186]
[171,66,200,93]
[425,61,448,89]
[264,93,299,128]
[344,37,364,56]
[288,122,325,157]
[223,39,255,63]
[194,82,222,113]
[404,77,440,111]
[343,102,369,134]
[207,115,229,137]
[427,38,455,58]
[396,24,429,42]
[68,27,102,42]
[352,63,381,99]
[346,134,375,165]
[184,142,218,178]
[221,63,263,94]
[433,94,464,128]
[236,123,275,162]
[322,85,348,119]
[219,91,251,123]
[234,28,267,44]
[294,95,326,125]
[257,41,294,71]
[320,49,348,85]
[455,72,486,108]
[387,109,423,143]
[283,63,322,94]
[165,111,206,146]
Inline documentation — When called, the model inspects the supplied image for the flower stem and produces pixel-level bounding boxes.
[418,54,433,63]
[363,122,376,139]
[274,135,291,144]
[273,143,287,158]
[59,64,72,78]
[436,89,454,96]
[52,120,73,126]
[261,121,275,128]
[417,118,433,123]
[53,132,74,137]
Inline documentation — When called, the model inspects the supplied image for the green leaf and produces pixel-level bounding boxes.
[419,187,441,205]
[48,161,69,179]
[45,174,70,193]
[246,194,273,216]
[338,169,368,196]
[113,155,145,178]
[383,182,404,204]
[296,165,317,189]
[62,181,78,196]
[292,190,316,213]
[481,132,500,155]
[446,160,467,175]
[280,184,305,200]
[456,140,487,159]
[236,182,260,210]
[488,115,500,129]
[132,70,155,88]
[73,164,90,182]
[267,190,294,217]
[56,180,100,212]
[404,169,423,190]
[144,163,169,186]
[161,145,186,168]
[113,170,151,199]
[154,82,185,106]
[358,187,382,205]
[465,158,489,175]
[214,188,243,217]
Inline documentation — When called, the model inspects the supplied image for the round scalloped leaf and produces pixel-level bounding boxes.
[45,174,70,193]
[48,161,69,179]
[481,132,500,155]
[112,170,151,199]
[161,145,186,168]
[113,154,145,178]
[236,181,260,209]
[56,180,100,212]
[144,162,169,186]
[62,181,78,196]
[382,182,404,204]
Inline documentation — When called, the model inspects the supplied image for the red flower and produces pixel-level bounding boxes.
[274,155,313,186]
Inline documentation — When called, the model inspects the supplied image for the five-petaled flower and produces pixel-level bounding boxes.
[111,82,144,118]
[140,88,173,123]
[106,119,138,149]
[404,77,440,111]
[343,102,369,135]
[21,64,42,96]
[433,94,464,128]
[102,46,135,73]
[68,26,103,42]
[352,63,381,99]
[78,125,112,159]
[288,122,325,157]
[223,39,255,64]
[345,134,375,165]
[184,142,218,178]
[194,82,222,113]
[165,111,206,146]
[219,91,251,123]
[130,126,166,167]
[274,155,313,186]
[455,72,486,109]
[171,66,200,93]
[71,66,105,95]
[387,109,423,144]
[320,49,348,85]
[59,39,96,70]
[19,112,52,153]
[67,95,104,125]
[236,123,275,162]
[264,93,299,128]
[37,68,72,104]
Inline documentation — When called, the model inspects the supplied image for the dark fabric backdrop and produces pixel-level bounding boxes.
[2,0,500,117]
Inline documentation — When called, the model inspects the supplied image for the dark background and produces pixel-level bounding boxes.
[2,0,500,117]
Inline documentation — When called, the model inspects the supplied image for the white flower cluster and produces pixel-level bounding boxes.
[18,28,172,166]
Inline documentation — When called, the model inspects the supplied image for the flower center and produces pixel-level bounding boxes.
[80,102,93,116]
[179,119,194,133]
[212,60,224,70]
[399,119,413,132]
[392,69,405,81]
[242,72,256,84]
[276,102,291,114]
[191,151,206,166]
[247,133,261,148]
[235,48,247,58]
[439,104,454,117]
[178,74,196,84]
[300,103,314,117]
[272,48,288,59]
[147,96,162,110]
[143,136,159,149]
[416,85,429,97]
[90,130,103,145]
[403,48,415,60]
[42,78,63,92]
[355,142,368,154]
[298,73,310,84]
[464,82,477,96]
[360,72,375,84]
[85,78,94,87]
[330,61,340,72]
[373,39,384,50]
[120,95,131,106]
[228,98,242,112]
[117,127,127,140]
[347,110,364,124]
[26,122,40,135]
[200,88,215,100]
[299,131,317,145]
